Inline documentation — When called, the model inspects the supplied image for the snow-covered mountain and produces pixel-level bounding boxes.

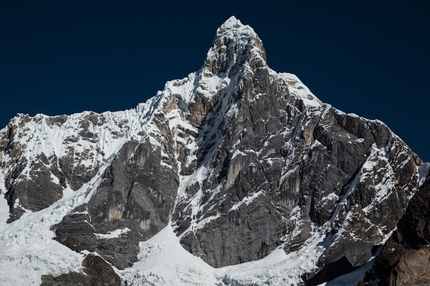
[1,16,429,285]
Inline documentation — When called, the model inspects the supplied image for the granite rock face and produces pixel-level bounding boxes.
[53,136,179,269]
[168,19,424,280]
[0,16,428,285]
[361,173,430,286]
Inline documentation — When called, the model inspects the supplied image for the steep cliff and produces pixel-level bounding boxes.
[360,172,430,286]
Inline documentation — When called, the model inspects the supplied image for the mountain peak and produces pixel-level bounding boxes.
[203,16,266,76]
[1,17,426,286]
[217,16,248,34]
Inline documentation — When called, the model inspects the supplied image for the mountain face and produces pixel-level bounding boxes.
[0,16,429,285]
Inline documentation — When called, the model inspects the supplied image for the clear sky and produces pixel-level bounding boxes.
[1,1,429,161]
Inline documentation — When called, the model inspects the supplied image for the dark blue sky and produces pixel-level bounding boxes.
[1,1,429,161]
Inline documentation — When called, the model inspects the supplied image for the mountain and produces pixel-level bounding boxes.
[0,16,429,286]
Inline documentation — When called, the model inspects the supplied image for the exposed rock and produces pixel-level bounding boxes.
[172,20,421,276]
[361,174,430,286]
[41,254,122,286]
[53,136,179,269]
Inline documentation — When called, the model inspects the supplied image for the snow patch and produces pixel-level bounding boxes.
[95,228,131,240]
[121,224,218,285]
[279,72,322,108]
[216,231,326,285]
[230,190,265,211]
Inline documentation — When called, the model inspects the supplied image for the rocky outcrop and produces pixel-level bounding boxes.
[53,133,180,269]
[41,254,122,286]
[361,173,430,286]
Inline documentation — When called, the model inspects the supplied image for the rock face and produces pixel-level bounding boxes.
[0,112,117,223]
[52,137,179,269]
[361,173,430,286]
[0,16,428,285]
[41,254,122,286]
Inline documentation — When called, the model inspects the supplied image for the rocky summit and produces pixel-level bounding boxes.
[0,16,429,285]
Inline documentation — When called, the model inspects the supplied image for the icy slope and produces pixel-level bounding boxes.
[0,165,105,285]
[121,224,218,285]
